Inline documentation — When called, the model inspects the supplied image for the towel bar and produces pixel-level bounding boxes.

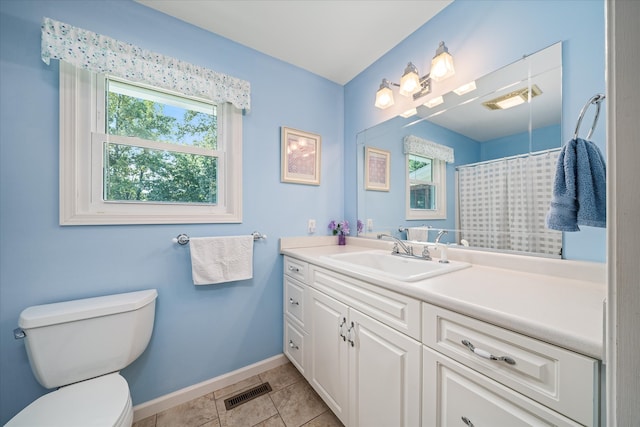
[173,232,266,245]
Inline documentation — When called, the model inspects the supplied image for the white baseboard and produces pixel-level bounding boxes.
[132,353,289,422]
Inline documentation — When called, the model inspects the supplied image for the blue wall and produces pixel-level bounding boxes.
[0,0,343,422]
[481,124,562,161]
[344,0,606,262]
[0,0,606,423]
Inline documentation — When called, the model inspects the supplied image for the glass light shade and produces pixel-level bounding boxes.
[430,42,455,82]
[375,80,394,109]
[399,63,420,97]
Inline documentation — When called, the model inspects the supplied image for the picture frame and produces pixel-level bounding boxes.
[365,146,390,191]
[281,127,321,185]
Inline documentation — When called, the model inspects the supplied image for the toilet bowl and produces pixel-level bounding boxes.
[6,373,132,427]
[7,289,157,427]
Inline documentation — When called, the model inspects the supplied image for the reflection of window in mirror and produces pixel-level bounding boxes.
[406,153,446,219]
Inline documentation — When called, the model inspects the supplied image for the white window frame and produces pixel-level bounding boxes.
[59,61,242,225]
[405,153,446,220]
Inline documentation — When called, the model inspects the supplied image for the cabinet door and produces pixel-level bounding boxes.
[349,309,421,427]
[423,346,582,427]
[308,289,349,425]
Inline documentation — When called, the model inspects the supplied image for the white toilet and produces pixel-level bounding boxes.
[7,289,158,427]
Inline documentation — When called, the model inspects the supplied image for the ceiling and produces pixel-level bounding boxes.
[135,0,453,85]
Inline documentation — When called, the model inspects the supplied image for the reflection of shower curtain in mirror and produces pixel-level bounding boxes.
[456,149,562,256]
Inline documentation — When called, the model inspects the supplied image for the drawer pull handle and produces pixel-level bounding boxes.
[288,340,299,350]
[347,322,355,347]
[289,298,299,305]
[461,416,474,426]
[461,340,516,365]
[288,266,300,272]
[339,317,347,341]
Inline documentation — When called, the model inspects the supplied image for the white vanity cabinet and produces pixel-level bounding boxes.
[422,302,600,427]
[282,250,603,427]
[283,256,421,427]
[283,256,309,376]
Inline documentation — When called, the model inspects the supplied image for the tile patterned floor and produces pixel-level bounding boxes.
[133,362,344,427]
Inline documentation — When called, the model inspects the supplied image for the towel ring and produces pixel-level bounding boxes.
[573,93,605,140]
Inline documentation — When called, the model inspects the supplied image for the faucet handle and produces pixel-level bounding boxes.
[421,245,432,260]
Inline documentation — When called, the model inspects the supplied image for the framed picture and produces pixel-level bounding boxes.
[281,127,321,185]
[365,146,390,191]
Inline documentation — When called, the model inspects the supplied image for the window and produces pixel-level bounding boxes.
[59,62,242,225]
[405,153,446,220]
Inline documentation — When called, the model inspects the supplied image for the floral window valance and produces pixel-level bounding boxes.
[403,135,454,163]
[41,17,251,111]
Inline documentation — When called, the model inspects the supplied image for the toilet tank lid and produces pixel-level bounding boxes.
[19,289,158,329]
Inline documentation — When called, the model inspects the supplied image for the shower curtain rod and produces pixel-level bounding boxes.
[455,147,561,170]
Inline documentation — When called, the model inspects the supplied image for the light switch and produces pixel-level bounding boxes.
[308,219,316,233]
[367,219,373,231]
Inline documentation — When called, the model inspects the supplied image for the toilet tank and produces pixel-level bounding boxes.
[18,289,157,389]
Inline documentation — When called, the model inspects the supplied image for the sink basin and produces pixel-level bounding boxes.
[320,250,470,282]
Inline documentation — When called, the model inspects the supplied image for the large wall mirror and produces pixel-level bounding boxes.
[356,42,563,257]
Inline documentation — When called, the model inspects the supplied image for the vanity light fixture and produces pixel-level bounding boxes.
[453,81,477,96]
[375,41,455,109]
[483,84,543,110]
[423,96,444,108]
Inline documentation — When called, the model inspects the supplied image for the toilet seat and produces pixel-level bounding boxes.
[6,373,133,427]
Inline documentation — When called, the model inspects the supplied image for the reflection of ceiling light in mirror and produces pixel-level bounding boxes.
[400,108,417,118]
[423,96,444,108]
[453,81,477,95]
[483,84,543,110]
[496,96,525,109]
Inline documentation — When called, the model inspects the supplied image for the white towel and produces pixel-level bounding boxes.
[407,227,429,242]
[189,236,254,285]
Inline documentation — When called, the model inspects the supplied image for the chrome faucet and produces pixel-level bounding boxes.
[435,229,448,244]
[434,230,450,263]
[377,233,413,256]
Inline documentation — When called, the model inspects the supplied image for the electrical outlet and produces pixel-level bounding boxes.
[367,219,373,231]
[308,219,316,233]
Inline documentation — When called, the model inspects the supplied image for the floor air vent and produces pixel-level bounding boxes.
[224,382,272,410]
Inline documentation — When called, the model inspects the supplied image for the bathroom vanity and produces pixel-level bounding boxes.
[280,237,605,427]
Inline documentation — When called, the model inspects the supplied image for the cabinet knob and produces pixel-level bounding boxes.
[288,340,299,350]
[288,266,300,272]
[289,297,299,305]
[461,416,474,426]
[461,339,516,365]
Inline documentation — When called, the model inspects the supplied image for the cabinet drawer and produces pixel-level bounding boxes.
[284,318,306,376]
[311,266,421,340]
[423,346,582,427]
[284,256,308,282]
[284,275,306,327]
[423,303,599,427]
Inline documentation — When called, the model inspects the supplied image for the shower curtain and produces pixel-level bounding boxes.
[456,149,562,256]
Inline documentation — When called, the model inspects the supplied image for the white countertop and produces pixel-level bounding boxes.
[280,237,606,360]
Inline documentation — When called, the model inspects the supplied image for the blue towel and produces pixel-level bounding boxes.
[546,138,606,231]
